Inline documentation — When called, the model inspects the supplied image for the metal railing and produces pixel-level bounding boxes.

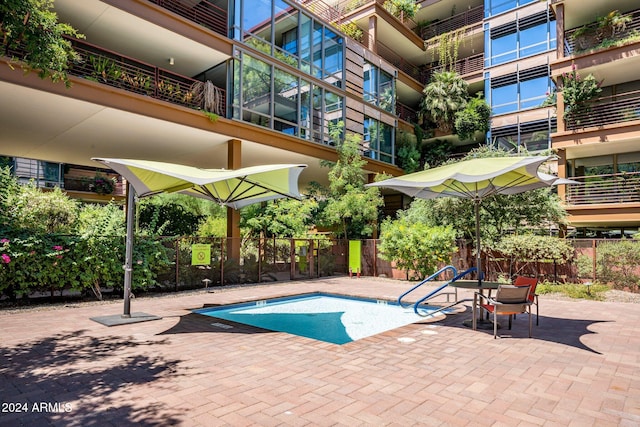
[420,5,483,40]
[425,52,484,80]
[564,8,640,56]
[147,0,227,37]
[566,89,640,130]
[66,38,226,116]
[565,171,640,205]
[396,102,419,123]
[376,40,426,83]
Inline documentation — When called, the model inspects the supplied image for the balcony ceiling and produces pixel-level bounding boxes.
[0,78,334,189]
[54,0,230,77]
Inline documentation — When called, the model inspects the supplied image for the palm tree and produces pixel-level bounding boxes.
[420,71,468,133]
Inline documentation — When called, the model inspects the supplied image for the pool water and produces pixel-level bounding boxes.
[195,293,446,344]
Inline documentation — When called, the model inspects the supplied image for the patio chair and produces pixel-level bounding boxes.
[476,285,533,339]
[513,276,539,325]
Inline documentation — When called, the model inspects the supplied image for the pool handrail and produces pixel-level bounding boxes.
[413,267,479,316]
[397,265,457,308]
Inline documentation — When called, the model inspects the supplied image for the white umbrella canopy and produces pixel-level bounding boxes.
[367,156,576,283]
[92,158,307,317]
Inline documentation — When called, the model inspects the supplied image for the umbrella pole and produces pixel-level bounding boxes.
[123,182,135,318]
[475,200,482,285]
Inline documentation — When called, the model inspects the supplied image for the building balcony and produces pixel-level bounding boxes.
[423,53,484,82]
[396,102,418,123]
[147,0,227,37]
[563,8,640,57]
[564,89,640,131]
[565,172,640,206]
[420,5,483,41]
[63,38,226,116]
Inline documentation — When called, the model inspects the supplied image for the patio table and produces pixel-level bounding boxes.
[449,280,502,330]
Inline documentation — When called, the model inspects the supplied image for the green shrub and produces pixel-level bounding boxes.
[596,239,640,290]
[378,219,456,280]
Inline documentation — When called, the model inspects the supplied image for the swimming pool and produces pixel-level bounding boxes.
[195,293,449,344]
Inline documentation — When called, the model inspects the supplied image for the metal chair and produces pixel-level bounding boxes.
[475,285,533,339]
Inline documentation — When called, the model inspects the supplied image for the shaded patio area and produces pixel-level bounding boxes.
[1,277,639,426]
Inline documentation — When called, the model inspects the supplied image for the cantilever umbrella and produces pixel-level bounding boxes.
[92,158,307,319]
[366,156,576,283]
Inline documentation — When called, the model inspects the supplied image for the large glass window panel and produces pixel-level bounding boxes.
[243,55,272,115]
[300,79,312,139]
[232,59,241,120]
[520,76,549,110]
[491,32,517,66]
[363,62,376,104]
[364,118,378,159]
[618,152,640,173]
[520,128,549,152]
[274,68,298,124]
[242,0,273,49]
[273,0,298,65]
[311,86,323,143]
[491,83,518,115]
[325,90,343,145]
[379,70,394,113]
[519,23,549,58]
[486,0,535,17]
[323,27,343,87]
[299,14,312,74]
[379,122,393,163]
[312,22,323,79]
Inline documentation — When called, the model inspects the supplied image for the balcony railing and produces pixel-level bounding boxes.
[566,89,640,130]
[396,102,418,123]
[420,5,483,40]
[65,38,226,116]
[564,8,640,56]
[424,53,484,81]
[376,41,426,84]
[147,0,227,37]
[566,172,640,205]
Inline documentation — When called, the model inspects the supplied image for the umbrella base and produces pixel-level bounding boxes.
[90,312,161,326]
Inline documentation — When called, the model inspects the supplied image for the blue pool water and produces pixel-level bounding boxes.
[194,293,447,344]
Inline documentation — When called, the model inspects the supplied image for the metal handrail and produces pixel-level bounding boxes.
[566,89,640,130]
[148,0,227,37]
[420,5,483,40]
[425,52,484,81]
[64,38,226,115]
[397,265,457,308]
[565,172,640,205]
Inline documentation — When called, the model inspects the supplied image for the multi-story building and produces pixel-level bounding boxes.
[1,0,637,237]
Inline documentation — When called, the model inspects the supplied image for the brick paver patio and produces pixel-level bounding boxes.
[1,277,639,426]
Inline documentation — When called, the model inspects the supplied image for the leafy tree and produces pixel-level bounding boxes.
[594,239,640,290]
[383,0,421,20]
[317,132,384,239]
[76,202,124,237]
[378,219,456,279]
[0,0,84,87]
[420,71,468,133]
[241,198,319,238]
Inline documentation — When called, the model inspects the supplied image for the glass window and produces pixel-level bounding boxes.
[363,63,377,104]
[491,32,517,66]
[274,68,298,132]
[300,79,312,139]
[242,0,273,48]
[519,22,552,58]
[379,71,394,113]
[324,27,343,87]
[364,117,394,162]
[618,152,640,173]
[485,0,536,17]
[491,83,518,115]
[299,14,312,74]
[243,55,272,115]
[520,76,549,110]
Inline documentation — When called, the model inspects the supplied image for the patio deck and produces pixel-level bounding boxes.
[0,277,639,426]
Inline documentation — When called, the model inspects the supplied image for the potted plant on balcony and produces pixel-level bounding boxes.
[89,173,115,195]
[383,0,420,21]
[560,65,603,125]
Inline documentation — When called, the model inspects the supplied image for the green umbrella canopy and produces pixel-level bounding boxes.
[366,156,563,200]
[92,158,307,208]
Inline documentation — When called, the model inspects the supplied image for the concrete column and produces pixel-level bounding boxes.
[557,89,565,133]
[368,15,377,53]
[555,3,565,59]
[227,139,241,262]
